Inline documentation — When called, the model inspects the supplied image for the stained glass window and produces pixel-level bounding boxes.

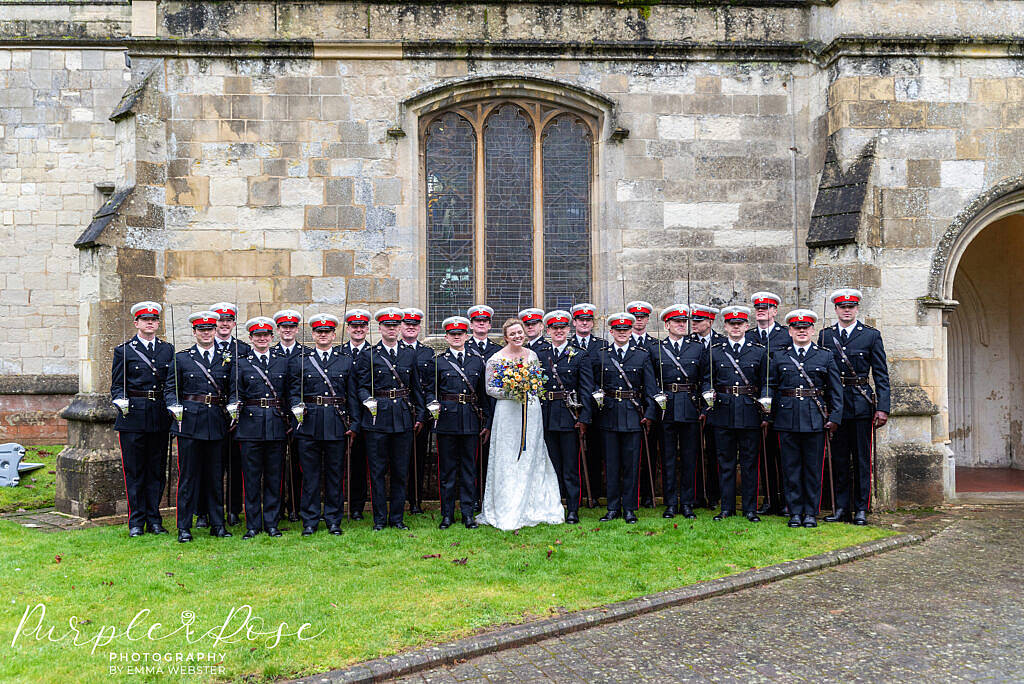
[542,115,591,312]
[484,104,534,324]
[423,99,595,330]
[425,113,475,334]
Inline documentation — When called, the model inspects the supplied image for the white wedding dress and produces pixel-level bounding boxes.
[476,350,565,531]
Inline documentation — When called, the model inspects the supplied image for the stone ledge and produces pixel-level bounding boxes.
[303,532,924,684]
[0,375,78,395]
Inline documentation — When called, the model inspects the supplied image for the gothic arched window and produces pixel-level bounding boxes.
[422,99,595,333]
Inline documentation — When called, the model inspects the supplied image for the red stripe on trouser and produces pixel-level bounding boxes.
[118,432,132,527]
[636,434,642,508]
[817,440,826,514]
[576,435,583,509]
[175,436,182,528]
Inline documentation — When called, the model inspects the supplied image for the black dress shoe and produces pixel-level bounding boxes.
[227,513,239,527]
[745,512,761,523]
[266,527,282,537]
[824,508,848,523]
[788,514,802,528]
[713,511,735,521]
[623,511,638,524]
[373,523,385,531]
[178,529,193,543]
[301,526,316,536]
[210,526,232,538]
[464,519,479,529]
[242,529,257,540]
[288,512,300,522]
[599,510,621,522]
[853,510,868,525]
[566,511,580,524]
[662,506,677,519]
[439,516,453,530]
[195,515,209,529]
[756,503,771,515]
[641,499,655,509]
[473,502,482,514]
[129,526,145,538]
[350,511,364,521]
[148,523,168,534]
[803,515,817,528]
[328,523,343,535]
[409,505,424,515]
[391,522,409,530]
[681,505,697,519]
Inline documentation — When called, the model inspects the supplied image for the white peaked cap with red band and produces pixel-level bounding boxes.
[543,310,571,327]
[626,301,653,315]
[721,306,752,322]
[272,309,301,325]
[345,308,371,324]
[209,302,237,317]
[830,288,863,305]
[785,309,818,326]
[660,305,689,322]
[467,304,493,320]
[245,316,275,333]
[375,307,404,323]
[571,303,596,319]
[403,308,424,322]
[131,301,162,318]
[518,308,544,323]
[607,312,636,329]
[189,311,220,327]
[443,316,470,332]
[690,305,720,320]
[750,292,781,307]
[309,313,339,330]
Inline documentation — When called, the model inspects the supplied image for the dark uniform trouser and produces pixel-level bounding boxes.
[407,419,431,509]
[698,422,720,507]
[117,430,168,529]
[602,430,641,513]
[475,439,489,509]
[584,419,604,503]
[778,431,826,517]
[198,436,242,520]
[544,430,581,513]
[349,434,368,516]
[295,437,346,528]
[176,437,224,530]
[660,421,700,508]
[832,417,873,512]
[366,431,413,526]
[239,440,285,531]
[437,434,477,521]
[714,427,760,514]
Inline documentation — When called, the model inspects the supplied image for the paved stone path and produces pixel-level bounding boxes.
[397,506,1024,683]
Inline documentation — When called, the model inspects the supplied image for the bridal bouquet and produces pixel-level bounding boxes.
[491,359,548,404]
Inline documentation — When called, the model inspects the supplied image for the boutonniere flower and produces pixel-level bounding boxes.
[221,351,232,365]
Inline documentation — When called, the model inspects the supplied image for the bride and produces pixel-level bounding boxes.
[476,318,564,531]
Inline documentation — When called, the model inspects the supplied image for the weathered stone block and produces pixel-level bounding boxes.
[165,175,208,207]
[325,177,353,205]
[336,205,365,230]
[247,175,280,206]
[324,250,354,277]
[304,205,337,229]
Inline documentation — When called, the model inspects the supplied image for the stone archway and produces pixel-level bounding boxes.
[933,182,1024,498]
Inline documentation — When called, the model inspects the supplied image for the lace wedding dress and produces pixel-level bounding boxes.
[475,349,564,531]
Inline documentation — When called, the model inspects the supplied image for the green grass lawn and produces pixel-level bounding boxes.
[0,508,895,683]
[0,446,61,513]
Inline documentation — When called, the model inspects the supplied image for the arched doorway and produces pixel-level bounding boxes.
[947,213,1024,498]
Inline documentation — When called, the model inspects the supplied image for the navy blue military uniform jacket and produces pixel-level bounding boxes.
[403,340,436,398]
[537,343,594,431]
[427,350,492,435]
[592,344,660,432]
[650,337,706,424]
[746,323,789,352]
[229,349,291,441]
[768,344,843,432]
[355,342,427,433]
[817,322,891,419]
[467,337,502,361]
[703,340,767,430]
[165,345,231,440]
[339,341,369,358]
[288,346,360,441]
[111,336,174,433]
[571,334,605,355]
[214,336,251,358]
[526,337,552,354]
